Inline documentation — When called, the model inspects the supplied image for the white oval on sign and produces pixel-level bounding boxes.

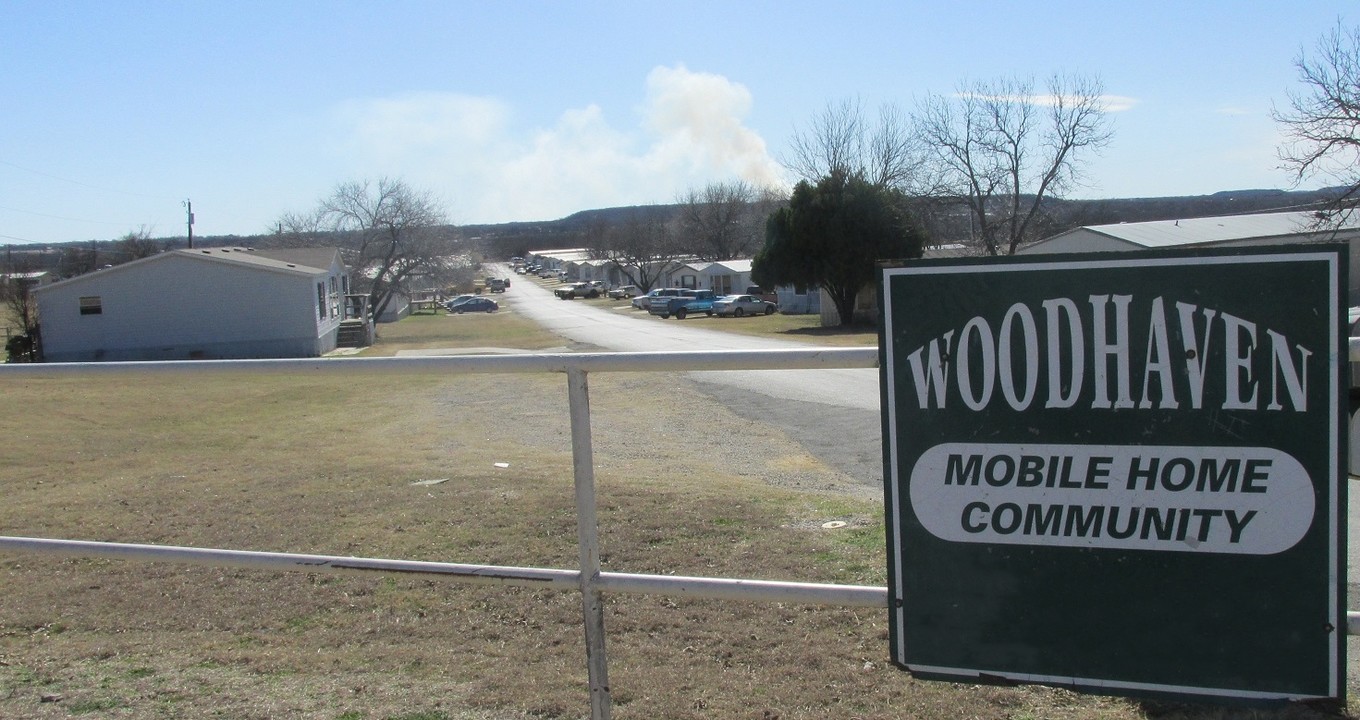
[908,443,1315,555]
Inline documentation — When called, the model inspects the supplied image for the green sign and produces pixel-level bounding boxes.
[878,247,1345,702]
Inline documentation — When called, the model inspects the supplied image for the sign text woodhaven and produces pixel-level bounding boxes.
[903,295,1311,413]
[878,248,1344,703]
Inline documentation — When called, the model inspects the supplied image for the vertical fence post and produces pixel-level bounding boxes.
[567,367,611,720]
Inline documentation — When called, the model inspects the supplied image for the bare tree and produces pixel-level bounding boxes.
[753,183,791,228]
[784,98,929,191]
[675,180,768,260]
[585,209,683,291]
[288,178,455,320]
[56,244,98,277]
[274,209,328,247]
[1,254,40,361]
[915,74,1113,255]
[1274,21,1360,222]
[109,227,162,265]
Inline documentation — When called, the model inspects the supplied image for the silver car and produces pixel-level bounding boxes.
[713,294,777,317]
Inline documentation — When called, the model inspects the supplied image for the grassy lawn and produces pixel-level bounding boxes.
[0,312,1348,719]
[690,311,878,345]
[598,302,881,347]
[358,306,567,356]
[616,303,878,346]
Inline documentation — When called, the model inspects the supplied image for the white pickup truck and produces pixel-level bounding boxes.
[554,282,600,300]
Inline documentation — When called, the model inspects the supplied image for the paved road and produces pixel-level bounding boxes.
[498,272,886,485]
[501,272,880,409]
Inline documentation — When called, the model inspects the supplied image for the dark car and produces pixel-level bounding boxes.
[442,294,476,311]
[449,297,499,314]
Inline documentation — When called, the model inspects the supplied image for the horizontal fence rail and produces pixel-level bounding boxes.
[3,344,1358,718]
[0,536,891,608]
[0,347,880,377]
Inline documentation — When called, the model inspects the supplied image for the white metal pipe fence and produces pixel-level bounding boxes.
[0,536,889,607]
[1,345,1357,719]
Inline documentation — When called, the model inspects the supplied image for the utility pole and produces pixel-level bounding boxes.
[184,199,195,249]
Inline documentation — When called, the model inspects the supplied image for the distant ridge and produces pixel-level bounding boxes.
[12,188,1345,259]
[456,187,1346,258]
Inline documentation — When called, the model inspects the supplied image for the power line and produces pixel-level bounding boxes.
[0,159,179,202]
[0,203,139,227]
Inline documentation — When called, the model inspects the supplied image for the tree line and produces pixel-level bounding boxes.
[587,73,1115,324]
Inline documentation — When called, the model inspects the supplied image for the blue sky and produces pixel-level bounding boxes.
[1,1,1354,245]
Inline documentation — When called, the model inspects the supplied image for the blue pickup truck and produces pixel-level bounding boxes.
[649,289,718,319]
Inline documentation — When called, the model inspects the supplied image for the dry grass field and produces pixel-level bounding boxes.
[0,308,1351,719]
[631,308,879,346]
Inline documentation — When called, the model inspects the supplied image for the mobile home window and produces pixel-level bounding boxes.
[317,283,326,320]
[79,296,102,315]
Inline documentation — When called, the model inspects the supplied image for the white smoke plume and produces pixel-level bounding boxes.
[330,65,787,223]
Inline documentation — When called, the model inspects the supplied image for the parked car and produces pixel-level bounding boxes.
[745,285,779,304]
[632,287,683,310]
[487,278,508,293]
[714,294,777,317]
[555,282,600,300]
[609,284,640,299]
[443,294,476,311]
[449,297,498,313]
[651,289,719,319]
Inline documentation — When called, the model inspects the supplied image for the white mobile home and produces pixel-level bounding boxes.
[35,247,350,362]
[1020,211,1360,303]
[526,249,593,279]
[665,260,753,295]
